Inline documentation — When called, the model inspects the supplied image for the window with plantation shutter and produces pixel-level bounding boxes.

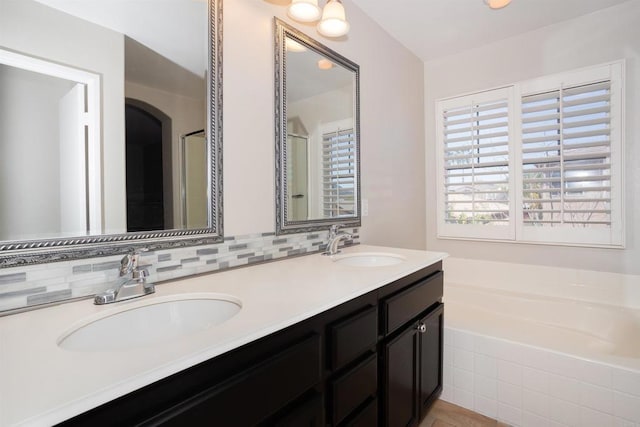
[521,81,612,228]
[322,128,355,218]
[437,86,515,240]
[436,61,624,247]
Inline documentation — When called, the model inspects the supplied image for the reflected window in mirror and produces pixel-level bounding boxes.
[0,0,222,266]
[275,18,361,235]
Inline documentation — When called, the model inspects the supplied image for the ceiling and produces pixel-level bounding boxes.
[33,0,207,76]
[350,0,631,62]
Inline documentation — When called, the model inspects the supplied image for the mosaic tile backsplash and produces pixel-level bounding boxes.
[0,229,359,313]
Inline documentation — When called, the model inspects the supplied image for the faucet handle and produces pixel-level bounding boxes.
[329,224,342,236]
[119,248,148,276]
[119,254,134,276]
[130,248,148,267]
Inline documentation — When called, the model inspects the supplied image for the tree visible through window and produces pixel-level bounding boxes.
[522,81,613,228]
[443,99,510,225]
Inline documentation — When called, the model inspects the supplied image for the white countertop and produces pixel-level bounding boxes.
[0,245,446,426]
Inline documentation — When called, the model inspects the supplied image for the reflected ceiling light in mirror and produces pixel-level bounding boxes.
[484,0,512,9]
[286,38,308,52]
[317,58,334,70]
[317,0,349,37]
[287,0,321,22]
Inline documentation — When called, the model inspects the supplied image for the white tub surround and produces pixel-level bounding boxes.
[445,257,640,310]
[442,257,640,427]
[0,245,446,427]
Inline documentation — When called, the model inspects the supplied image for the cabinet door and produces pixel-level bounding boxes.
[382,323,419,427]
[419,304,444,418]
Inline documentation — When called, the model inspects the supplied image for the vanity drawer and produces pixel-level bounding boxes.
[272,392,324,426]
[147,333,321,426]
[382,271,443,335]
[328,305,378,371]
[330,354,377,425]
[343,397,378,427]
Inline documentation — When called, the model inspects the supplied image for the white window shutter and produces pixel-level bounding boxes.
[519,62,624,246]
[436,86,515,240]
[322,129,355,218]
[435,61,623,247]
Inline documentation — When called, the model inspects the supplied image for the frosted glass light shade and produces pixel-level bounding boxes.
[317,0,350,37]
[484,0,511,9]
[287,0,321,22]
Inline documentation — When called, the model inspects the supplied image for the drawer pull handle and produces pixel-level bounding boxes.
[416,323,427,333]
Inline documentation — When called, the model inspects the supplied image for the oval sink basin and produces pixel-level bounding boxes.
[58,294,241,352]
[332,252,405,267]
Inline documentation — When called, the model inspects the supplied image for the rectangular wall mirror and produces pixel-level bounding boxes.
[275,18,361,234]
[0,0,222,267]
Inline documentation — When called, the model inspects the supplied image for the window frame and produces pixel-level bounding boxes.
[435,61,625,248]
[436,86,517,241]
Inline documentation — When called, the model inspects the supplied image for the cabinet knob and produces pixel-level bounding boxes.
[416,323,427,333]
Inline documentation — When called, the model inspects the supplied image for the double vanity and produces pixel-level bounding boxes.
[0,3,441,425]
[0,246,446,426]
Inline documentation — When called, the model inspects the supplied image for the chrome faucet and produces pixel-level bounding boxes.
[323,224,353,256]
[94,249,155,305]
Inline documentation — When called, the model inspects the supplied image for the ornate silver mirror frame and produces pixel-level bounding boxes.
[274,18,361,235]
[0,0,223,268]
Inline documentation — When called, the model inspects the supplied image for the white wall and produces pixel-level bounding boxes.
[0,0,126,234]
[224,0,426,249]
[424,0,640,274]
[0,66,71,240]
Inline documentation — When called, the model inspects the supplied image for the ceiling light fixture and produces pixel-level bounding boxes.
[287,0,321,22]
[484,0,512,9]
[284,0,350,38]
[317,0,350,38]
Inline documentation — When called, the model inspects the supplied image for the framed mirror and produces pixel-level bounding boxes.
[274,19,361,234]
[0,0,223,267]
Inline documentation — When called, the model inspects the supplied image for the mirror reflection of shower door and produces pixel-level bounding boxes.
[287,134,308,221]
[182,130,207,229]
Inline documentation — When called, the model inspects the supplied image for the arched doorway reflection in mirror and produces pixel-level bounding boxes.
[124,98,173,232]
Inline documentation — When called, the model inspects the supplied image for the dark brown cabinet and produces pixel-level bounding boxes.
[143,334,322,426]
[419,304,444,416]
[60,262,443,427]
[382,321,421,427]
[328,305,378,371]
[381,299,444,427]
[271,392,324,426]
[379,265,443,427]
